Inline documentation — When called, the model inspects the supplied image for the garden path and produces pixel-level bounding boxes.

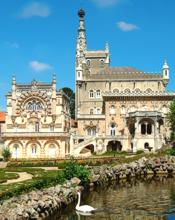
[34,167,59,170]
[2,172,33,185]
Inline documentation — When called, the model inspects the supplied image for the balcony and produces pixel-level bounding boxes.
[2,132,70,138]
[77,114,105,120]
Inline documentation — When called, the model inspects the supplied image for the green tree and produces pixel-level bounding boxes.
[63,160,90,186]
[2,148,11,161]
[62,87,75,119]
[167,100,175,141]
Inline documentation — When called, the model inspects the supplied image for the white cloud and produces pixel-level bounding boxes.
[117,21,139,31]
[29,61,52,72]
[19,2,51,18]
[5,41,19,48]
[91,0,121,7]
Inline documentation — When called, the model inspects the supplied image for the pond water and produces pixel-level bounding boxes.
[51,176,175,220]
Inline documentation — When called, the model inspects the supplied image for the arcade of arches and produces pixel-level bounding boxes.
[8,139,70,159]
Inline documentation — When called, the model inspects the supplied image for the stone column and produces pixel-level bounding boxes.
[40,146,45,158]
[145,122,148,135]
[154,120,159,151]
[138,123,141,134]
[135,117,139,136]
[152,124,155,135]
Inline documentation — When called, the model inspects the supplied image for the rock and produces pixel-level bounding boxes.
[22,212,29,218]
[16,207,23,216]
[91,174,100,183]
[62,188,72,198]
[70,177,81,186]
[1,156,175,220]
[26,207,37,216]
[54,185,62,194]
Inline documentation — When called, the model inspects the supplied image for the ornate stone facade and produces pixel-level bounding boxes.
[3,75,71,159]
[74,9,175,156]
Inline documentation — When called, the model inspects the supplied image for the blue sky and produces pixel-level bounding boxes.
[0,0,175,110]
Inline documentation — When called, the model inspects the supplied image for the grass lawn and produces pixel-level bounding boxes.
[0,148,172,201]
[0,170,19,184]
[0,167,63,201]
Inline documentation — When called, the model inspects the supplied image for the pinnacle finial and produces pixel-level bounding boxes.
[163,59,169,69]
[12,75,16,81]
[78,8,85,18]
[52,73,56,83]
[12,75,16,86]
[53,73,56,79]
[105,42,109,52]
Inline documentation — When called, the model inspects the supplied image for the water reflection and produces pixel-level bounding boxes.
[51,176,175,220]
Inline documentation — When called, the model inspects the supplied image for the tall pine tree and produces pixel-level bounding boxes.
[61,87,75,119]
[167,100,175,140]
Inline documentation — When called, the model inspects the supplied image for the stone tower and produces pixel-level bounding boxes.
[75,9,87,118]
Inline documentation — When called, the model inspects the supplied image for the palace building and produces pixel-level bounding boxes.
[73,9,175,156]
[2,75,71,159]
[0,9,175,159]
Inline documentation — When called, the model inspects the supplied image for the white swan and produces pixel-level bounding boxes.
[76,191,96,213]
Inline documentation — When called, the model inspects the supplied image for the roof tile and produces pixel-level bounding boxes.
[0,112,6,122]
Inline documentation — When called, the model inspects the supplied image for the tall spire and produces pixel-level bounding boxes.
[76,8,87,67]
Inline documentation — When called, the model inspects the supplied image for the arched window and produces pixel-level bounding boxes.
[96,90,101,98]
[141,122,153,135]
[90,108,94,115]
[141,124,146,135]
[50,124,54,132]
[48,145,56,158]
[12,144,19,158]
[100,59,104,67]
[26,100,43,112]
[110,105,116,114]
[152,105,158,111]
[96,108,101,114]
[110,123,116,136]
[147,124,152,134]
[142,105,147,111]
[87,127,96,136]
[89,90,94,98]
[121,105,126,114]
[144,142,149,149]
[87,59,91,66]
[161,105,168,114]
[35,122,39,132]
[87,128,91,136]
[31,145,37,156]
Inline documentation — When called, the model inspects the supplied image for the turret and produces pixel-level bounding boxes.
[105,42,110,64]
[76,8,87,81]
[52,73,57,116]
[52,73,56,91]
[12,75,16,89]
[162,60,169,80]
[11,75,16,118]
[12,75,16,99]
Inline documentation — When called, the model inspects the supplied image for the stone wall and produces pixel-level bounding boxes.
[1,156,175,219]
